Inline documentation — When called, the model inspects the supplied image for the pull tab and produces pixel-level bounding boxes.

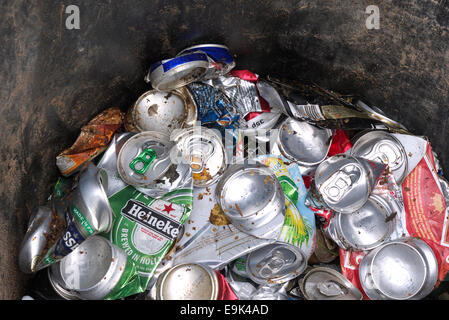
[317,280,346,297]
[258,249,294,278]
[129,148,156,174]
[320,164,361,202]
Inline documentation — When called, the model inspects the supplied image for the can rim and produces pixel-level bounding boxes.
[300,266,363,300]
[369,240,428,300]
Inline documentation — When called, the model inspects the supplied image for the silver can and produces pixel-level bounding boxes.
[359,237,438,300]
[48,235,128,300]
[171,126,227,187]
[275,117,333,166]
[314,154,386,214]
[215,163,286,238]
[300,267,363,300]
[147,51,210,91]
[19,206,63,274]
[155,263,220,300]
[128,87,197,134]
[245,241,307,286]
[35,162,113,270]
[350,130,408,184]
[117,131,174,187]
[325,194,397,251]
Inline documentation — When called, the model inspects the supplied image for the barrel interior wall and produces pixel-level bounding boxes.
[1,0,448,299]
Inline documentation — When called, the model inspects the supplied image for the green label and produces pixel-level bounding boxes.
[72,206,95,235]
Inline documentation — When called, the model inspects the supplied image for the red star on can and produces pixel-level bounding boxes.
[162,203,175,214]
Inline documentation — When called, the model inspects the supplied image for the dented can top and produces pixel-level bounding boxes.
[350,130,408,184]
[359,238,438,300]
[327,194,397,251]
[147,51,210,91]
[276,117,333,166]
[300,267,363,300]
[314,154,385,214]
[156,263,219,300]
[130,88,197,134]
[117,131,174,188]
[215,163,286,237]
[246,241,307,286]
[172,127,227,187]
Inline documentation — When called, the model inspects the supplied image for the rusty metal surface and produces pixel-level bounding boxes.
[1,0,448,299]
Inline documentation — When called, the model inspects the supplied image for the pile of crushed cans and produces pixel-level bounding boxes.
[19,44,449,300]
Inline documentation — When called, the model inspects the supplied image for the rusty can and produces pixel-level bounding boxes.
[245,241,307,286]
[314,154,386,214]
[350,130,408,184]
[359,237,438,300]
[127,87,197,134]
[155,263,220,300]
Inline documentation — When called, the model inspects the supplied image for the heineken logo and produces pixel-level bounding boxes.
[121,199,181,241]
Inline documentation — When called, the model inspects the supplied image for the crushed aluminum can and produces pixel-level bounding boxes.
[350,130,408,185]
[126,87,197,134]
[359,237,439,300]
[19,206,63,274]
[117,131,174,188]
[171,126,228,188]
[223,265,259,300]
[146,51,210,91]
[187,82,241,131]
[245,241,307,286]
[325,194,397,251]
[56,107,124,177]
[215,163,286,239]
[314,154,386,214]
[155,263,220,300]
[36,162,113,271]
[48,235,129,300]
[177,44,235,79]
[272,116,333,167]
[300,266,363,300]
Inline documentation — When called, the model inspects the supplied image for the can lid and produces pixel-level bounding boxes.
[157,263,219,300]
[277,117,332,166]
[350,130,408,184]
[246,242,307,285]
[336,194,395,251]
[300,267,363,300]
[149,52,210,91]
[131,89,197,134]
[117,131,174,187]
[314,154,371,214]
[172,127,227,187]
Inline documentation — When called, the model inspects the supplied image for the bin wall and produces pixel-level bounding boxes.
[1,0,448,299]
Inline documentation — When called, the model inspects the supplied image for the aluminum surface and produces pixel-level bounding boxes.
[351,130,408,184]
[130,88,197,134]
[277,117,332,166]
[359,237,438,300]
[300,267,363,300]
[156,263,219,300]
[246,241,307,286]
[215,163,285,237]
[117,131,174,187]
[314,154,385,214]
